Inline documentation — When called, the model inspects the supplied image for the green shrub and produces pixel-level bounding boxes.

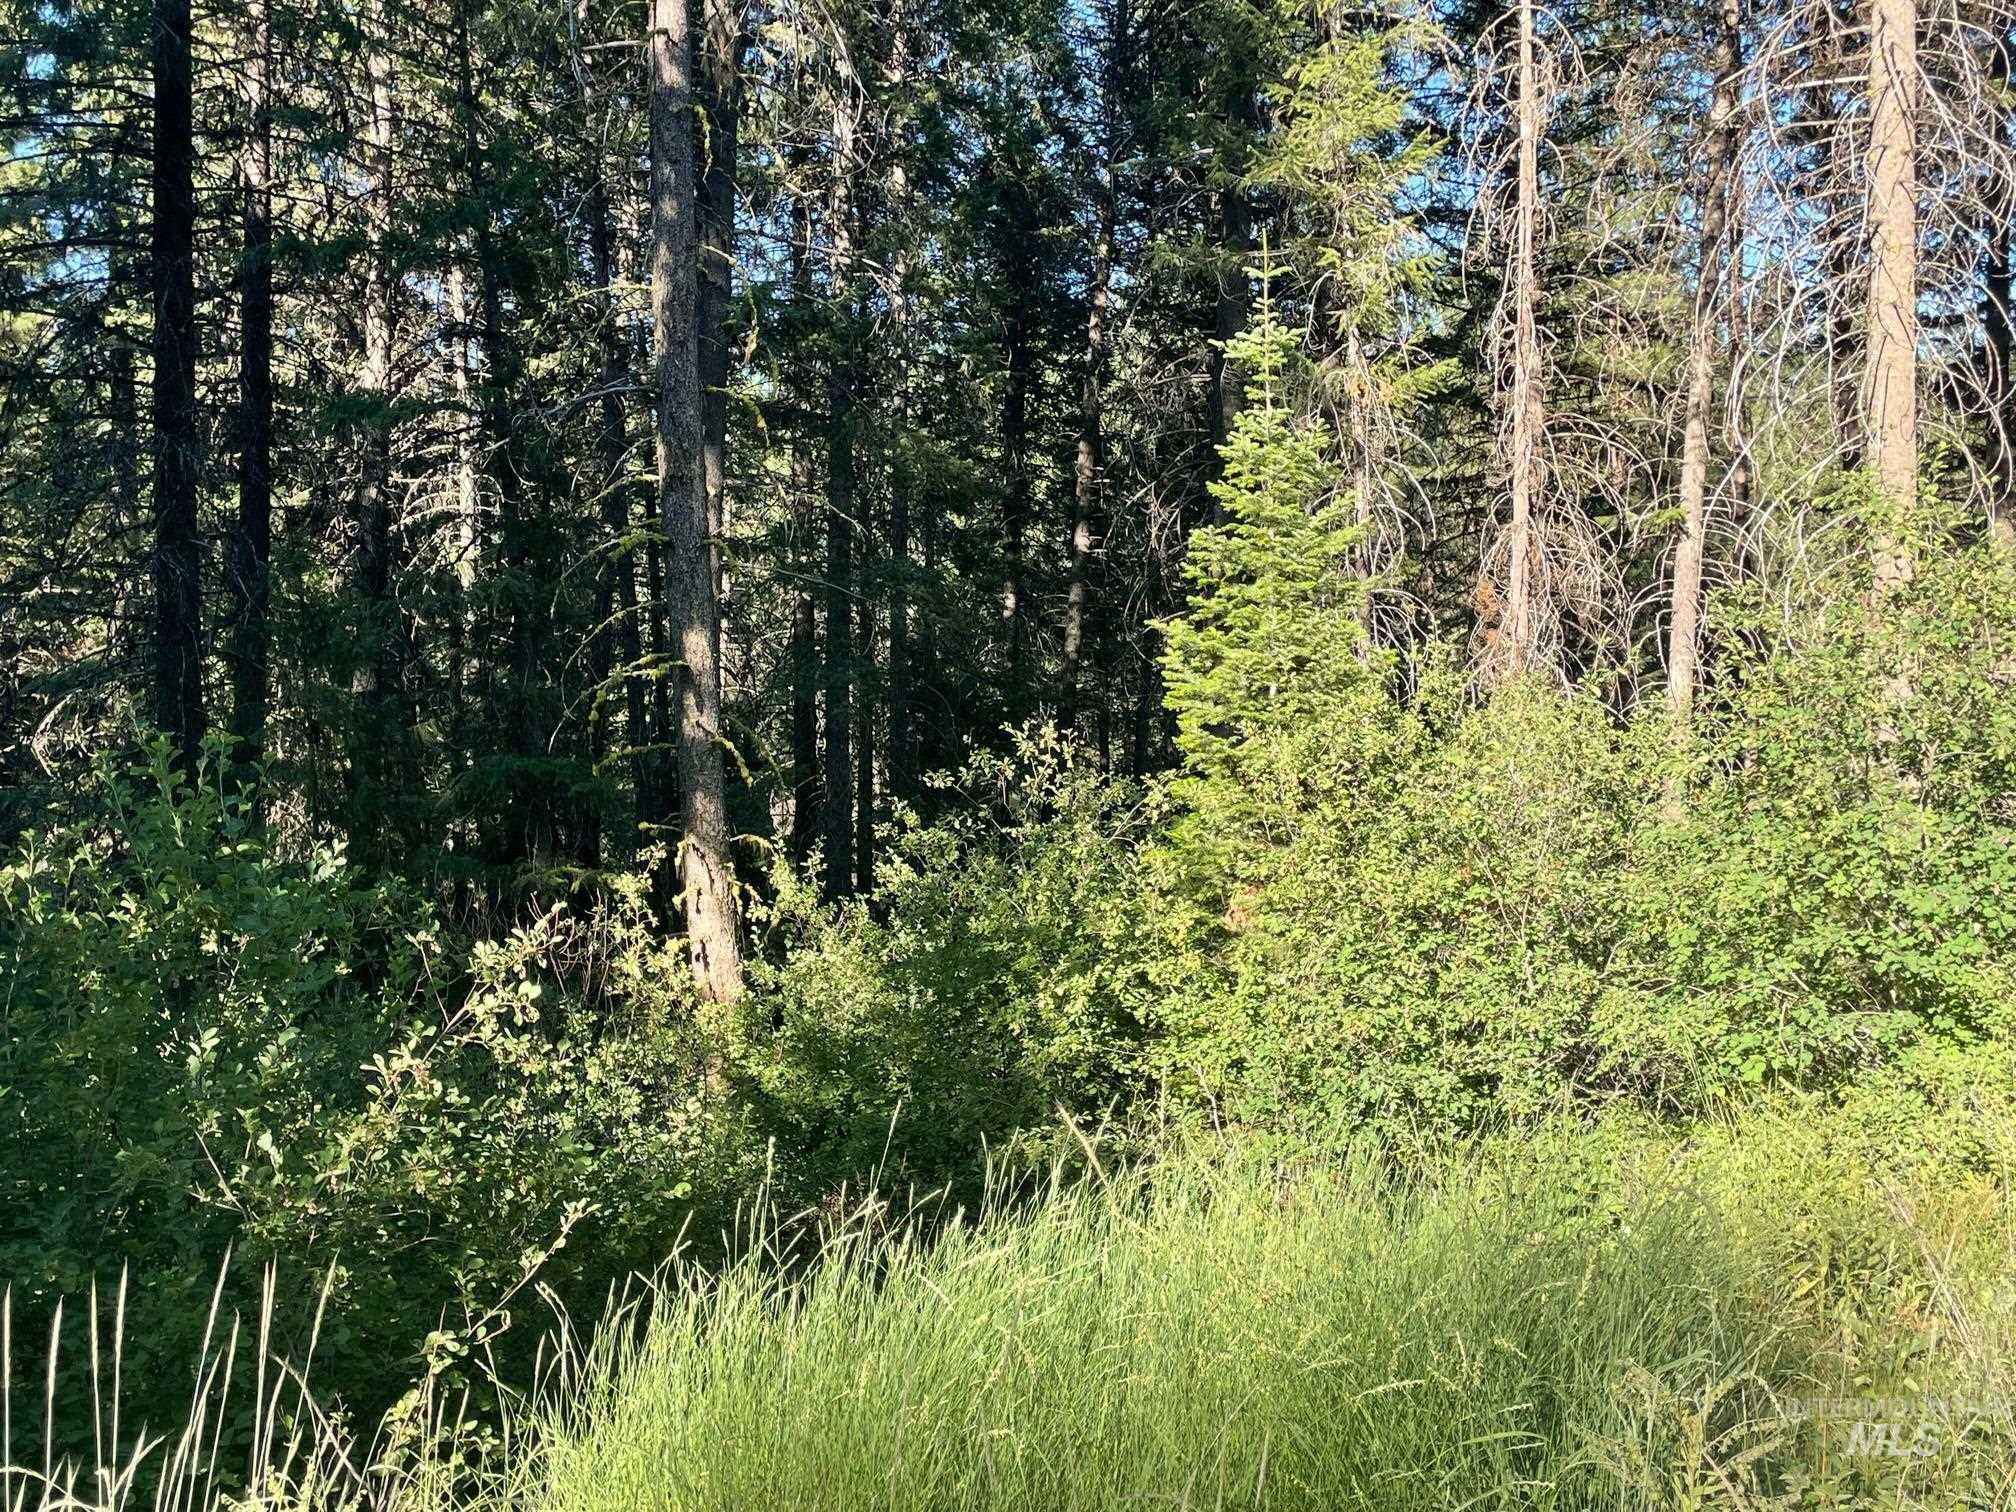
[742,500,2016,1163]
[0,741,749,1441]
[1148,445,2016,1143]
[1610,526,2016,1112]
[736,728,1151,1193]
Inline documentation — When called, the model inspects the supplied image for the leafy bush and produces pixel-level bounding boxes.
[0,742,749,1439]
[735,728,1152,1193]
[1609,522,2016,1116]
[1146,347,2016,1144]
[736,475,2016,1166]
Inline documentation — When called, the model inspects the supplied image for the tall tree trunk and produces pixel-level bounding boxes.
[1982,32,2014,546]
[228,0,273,783]
[855,544,875,895]
[151,0,203,772]
[644,462,674,896]
[1866,0,1918,590]
[1131,627,1163,775]
[444,262,479,735]
[696,0,746,885]
[457,0,543,871]
[787,184,821,869]
[915,462,945,781]
[1724,194,1754,538]
[1827,205,1863,463]
[1061,145,1114,728]
[1502,0,1545,679]
[616,187,676,887]
[1206,87,1257,494]
[1000,242,1035,693]
[698,0,743,613]
[1986,215,2015,544]
[1667,0,1743,725]
[885,387,913,807]
[114,343,142,503]
[823,87,859,903]
[352,0,400,857]
[0,617,16,794]
[883,0,915,807]
[652,0,743,999]
[790,590,819,867]
[574,0,645,865]
[1343,328,1381,656]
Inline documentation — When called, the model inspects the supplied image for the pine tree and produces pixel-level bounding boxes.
[1162,265,1372,826]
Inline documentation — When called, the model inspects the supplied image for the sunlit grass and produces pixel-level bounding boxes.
[7,1112,2015,1510]
[496,1131,2006,1511]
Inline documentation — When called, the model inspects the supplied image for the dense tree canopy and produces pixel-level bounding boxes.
[5,0,2012,915]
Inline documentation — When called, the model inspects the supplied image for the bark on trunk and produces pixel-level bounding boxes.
[0,620,16,792]
[915,471,945,781]
[1502,0,1545,680]
[458,0,544,871]
[883,0,915,806]
[151,0,204,772]
[444,263,479,734]
[652,0,743,999]
[1982,33,2014,547]
[1061,153,1114,727]
[1724,198,1753,537]
[1666,0,1742,725]
[1986,217,2015,544]
[1828,232,1863,466]
[1000,241,1035,690]
[1206,87,1258,496]
[699,0,742,625]
[228,0,273,781]
[1131,627,1163,776]
[1866,0,1918,590]
[790,591,819,867]
[855,553,875,896]
[351,0,401,857]
[822,89,859,903]
[787,185,821,869]
[618,188,676,879]
[574,0,646,864]
[886,413,913,805]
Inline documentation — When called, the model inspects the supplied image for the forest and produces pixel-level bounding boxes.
[5,0,2016,1501]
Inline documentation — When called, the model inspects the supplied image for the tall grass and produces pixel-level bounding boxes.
[0,1264,355,1512]
[6,1113,2014,1511]
[497,1130,2011,1511]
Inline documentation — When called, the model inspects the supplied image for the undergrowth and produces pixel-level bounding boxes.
[4,1100,2012,1511]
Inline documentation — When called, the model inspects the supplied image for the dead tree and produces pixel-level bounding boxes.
[1669,0,1749,722]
